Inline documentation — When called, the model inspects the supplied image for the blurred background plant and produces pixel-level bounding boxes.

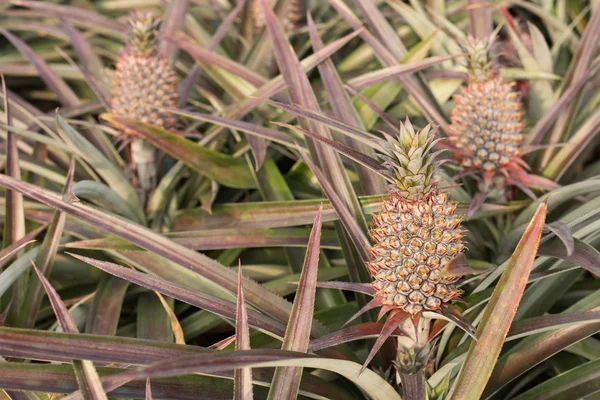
[0,0,599,399]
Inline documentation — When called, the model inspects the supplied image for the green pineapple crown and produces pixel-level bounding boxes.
[378,119,443,202]
[127,11,161,55]
[462,35,495,81]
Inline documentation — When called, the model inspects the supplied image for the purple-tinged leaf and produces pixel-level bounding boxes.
[544,221,574,256]
[171,33,266,87]
[235,264,253,400]
[30,262,108,400]
[66,227,339,251]
[538,7,600,165]
[543,106,600,180]
[0,29,79,107]
[276,122,386,177]
[314,281,375,295]
[213,335,236,350]
[2,74,26,326]
[442,254,483,277]
[200,28,362,143]
[0,173,331,336]
[263,99,379,148]
[262,0,368,219]
[176,0,247,105]
[98,350,400,400]
[10,0,125,35]
[362,310,410,372]
[30,263,77,335]
[486,312,600,396]
[343,297,381,328]
[137,293,174,343]
[298,147,372,263]
[525,62,599,145]
[268,207,323,400]
[102,114,257,189]
[467,191,488,220]
[309,322,403,352]
[508,311,600,340]
[1,74,25,252]
[350,0,406,58]
[145,379,152,400]
[307,14,384,195]
[84,275,129,336]
[67,253,287,339]
[158,0,190,62]
[347,53,466,89]
[452,202,547,400]
[538,237,600,278]
[0,363,238,399]
[158,106,293,146]
[17,157,74,328]
[329,0,448,133]
[0,327,212,364]
[468,0,493,38]
[343,84,397,129]
[262,0,373,308]
[61,21,110,106]
[0,301,11,326]
[437,303,477,340]
[0,235,39,271]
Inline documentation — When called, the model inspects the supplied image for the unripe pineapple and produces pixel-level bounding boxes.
[252,0,307,33]
[110,11,178,192]
[368,120,464,316]
[448,36,525,185]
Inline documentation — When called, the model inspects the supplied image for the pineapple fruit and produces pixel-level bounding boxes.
[368,120,464,316]
[110,11,178,193]
[252,0,307,33]
[448,36,525,188]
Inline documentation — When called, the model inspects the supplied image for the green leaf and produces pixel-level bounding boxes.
[102,114,257,189]
[55,115,144,223]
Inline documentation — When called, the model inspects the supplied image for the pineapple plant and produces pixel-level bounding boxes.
[448,36,527,194]
[110,11,178,195]
[369,120,464,316]
[0,1,598,399]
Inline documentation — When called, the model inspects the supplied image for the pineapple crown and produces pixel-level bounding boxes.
[377,119,443,202]
[127,11,161,55]
[462,35,495,81]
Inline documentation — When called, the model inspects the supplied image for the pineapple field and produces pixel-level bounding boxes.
[0,0,599,399]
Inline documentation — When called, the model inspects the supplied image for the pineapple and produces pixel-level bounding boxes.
[448,36,525,188]
[368,120,464,316]
[252,0,307,33]
[110,11,178,192]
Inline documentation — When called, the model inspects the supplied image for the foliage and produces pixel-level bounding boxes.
[0,0,599,399]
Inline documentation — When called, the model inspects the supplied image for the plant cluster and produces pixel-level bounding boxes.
[0,0,599,399]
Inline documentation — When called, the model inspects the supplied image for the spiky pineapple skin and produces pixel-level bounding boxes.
[368,192,463,315]
[110,51,178,133]
[449,75,525,173]
[252,0,306,33]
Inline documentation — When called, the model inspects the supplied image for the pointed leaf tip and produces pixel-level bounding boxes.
[235,260,253,400]
[360,310,409,375]
[452,202,546,400]
[267,206,323,399]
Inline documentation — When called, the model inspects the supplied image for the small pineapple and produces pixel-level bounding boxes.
[252,0,307,33]
[368,120,464,316]
[448,36,525,186]
[110,11,178,192]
